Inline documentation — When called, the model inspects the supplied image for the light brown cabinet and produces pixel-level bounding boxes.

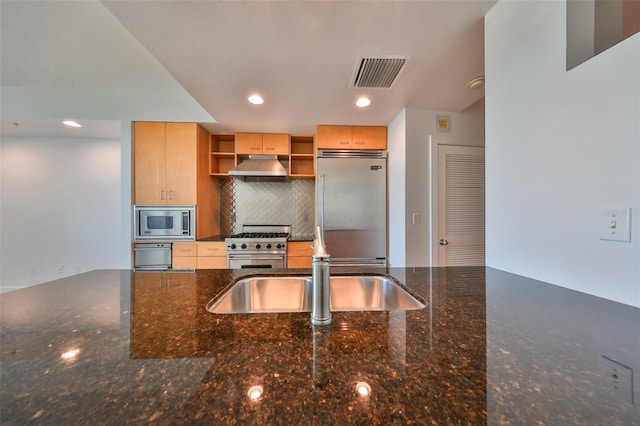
[172,242,197,269]
[172,241,227,269]
[209,134,236,176]
[236,133,290,155]
[289,136,315,177]
[287,241,313,268]
[316,125,387,150]
[133,122,198,205]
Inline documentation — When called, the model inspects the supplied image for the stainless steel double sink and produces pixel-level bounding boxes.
[207,274,426,314]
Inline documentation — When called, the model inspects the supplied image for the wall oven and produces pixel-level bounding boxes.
[134,205,195,240]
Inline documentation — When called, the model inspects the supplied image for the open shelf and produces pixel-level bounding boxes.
[289,135,315,177]
[210,134,236,175]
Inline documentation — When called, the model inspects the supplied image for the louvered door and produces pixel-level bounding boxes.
[437,145,485,266]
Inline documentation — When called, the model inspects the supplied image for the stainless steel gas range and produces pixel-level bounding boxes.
[225,225,290,269]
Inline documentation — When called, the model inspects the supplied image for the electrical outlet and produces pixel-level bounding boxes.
[30,265,37,275]
[599,355,634,405]
[75,265,81,273]
[57,265,64,274]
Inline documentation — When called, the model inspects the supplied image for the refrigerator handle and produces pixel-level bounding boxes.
[319,173,325,234]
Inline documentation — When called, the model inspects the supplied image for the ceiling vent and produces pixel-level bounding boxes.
[351,56,409,88]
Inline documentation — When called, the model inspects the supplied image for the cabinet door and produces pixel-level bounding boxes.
[197,256,227,269]
[288,257,312,268]
[134,122,167,204]
[166,123,197,204]
[316,125,352,149]
[235,133,263,154]
[262,133,290,155]
[352,126,387,149]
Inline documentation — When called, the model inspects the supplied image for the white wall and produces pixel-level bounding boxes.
[388,102,485,267]
[1,136,121,291]
[485,1,640,307]
[0,89,213,292]
[388,110,407,267]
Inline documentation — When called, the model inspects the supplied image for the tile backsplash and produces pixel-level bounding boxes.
[219,178,315,237]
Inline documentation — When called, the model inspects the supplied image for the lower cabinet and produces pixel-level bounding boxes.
[172,242,197,269]
[173,241,227,269]
[287,241,313,268]
[196,242,227,269]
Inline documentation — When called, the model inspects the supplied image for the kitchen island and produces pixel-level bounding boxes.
[1,267,638,424]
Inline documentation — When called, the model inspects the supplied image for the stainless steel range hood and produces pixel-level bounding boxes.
[228,155,288,180]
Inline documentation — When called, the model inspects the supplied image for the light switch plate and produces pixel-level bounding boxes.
[600,207,631,242]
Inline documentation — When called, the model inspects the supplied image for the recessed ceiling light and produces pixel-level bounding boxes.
[468,76,485,90]
[355,97,371,108]
[63,120,82,128]
[248,94,264,105]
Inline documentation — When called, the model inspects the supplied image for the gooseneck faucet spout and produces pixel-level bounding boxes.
[311,226,332,326]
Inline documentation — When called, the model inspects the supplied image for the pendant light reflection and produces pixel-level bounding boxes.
[61,349,80,360]
[356,381,371,397]
[63,120,82,128]
[247,385,264,401]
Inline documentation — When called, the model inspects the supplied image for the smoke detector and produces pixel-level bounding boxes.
[351,56,409,89]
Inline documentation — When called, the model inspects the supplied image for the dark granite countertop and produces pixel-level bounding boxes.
[1,267,638,424]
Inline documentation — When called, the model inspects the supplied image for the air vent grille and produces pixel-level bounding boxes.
[352,57,407,88]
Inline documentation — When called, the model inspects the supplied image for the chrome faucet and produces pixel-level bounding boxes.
[311,226,331,326]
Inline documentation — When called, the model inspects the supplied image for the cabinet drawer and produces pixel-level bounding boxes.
[197,242,226,256]
[173,257,197,269]
[197,257,227,269]
[173,242,197,257]
[288,241,313,257]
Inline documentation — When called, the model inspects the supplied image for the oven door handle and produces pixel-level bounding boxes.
[227,255,285,260]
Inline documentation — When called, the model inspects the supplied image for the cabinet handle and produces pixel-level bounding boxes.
[339,141,349,145]
[264,147,273,151]
[160,190,165,200]
[168,190,173,200]
[354,141,364,145]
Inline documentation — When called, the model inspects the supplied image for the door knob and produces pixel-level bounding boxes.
[439,239,449,246]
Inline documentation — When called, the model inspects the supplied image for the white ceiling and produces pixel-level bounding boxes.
[1,0,494,137]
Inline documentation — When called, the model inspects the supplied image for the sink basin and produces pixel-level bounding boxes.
[206,274,426,314]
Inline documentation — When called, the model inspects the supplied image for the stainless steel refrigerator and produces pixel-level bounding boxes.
[316,150,387,267]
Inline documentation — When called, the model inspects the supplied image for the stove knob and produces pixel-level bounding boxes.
[255,243,261,249]
[230,243,236,250]
[241,243,247,249]
[266,243,272,249]
[276,243,283,249]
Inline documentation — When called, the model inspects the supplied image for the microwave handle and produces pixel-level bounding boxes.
[182,211,189,233]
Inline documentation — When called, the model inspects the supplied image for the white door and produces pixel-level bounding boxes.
[436,145,485,266]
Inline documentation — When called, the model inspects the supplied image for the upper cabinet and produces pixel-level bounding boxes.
[316,125,387,150]
[133,122,198,205]
[236,133,290,155]
[210,133,316,178]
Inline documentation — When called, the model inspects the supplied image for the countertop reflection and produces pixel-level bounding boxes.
[1,267,638,424]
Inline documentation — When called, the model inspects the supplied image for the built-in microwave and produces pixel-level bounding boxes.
[134,205,195,240]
